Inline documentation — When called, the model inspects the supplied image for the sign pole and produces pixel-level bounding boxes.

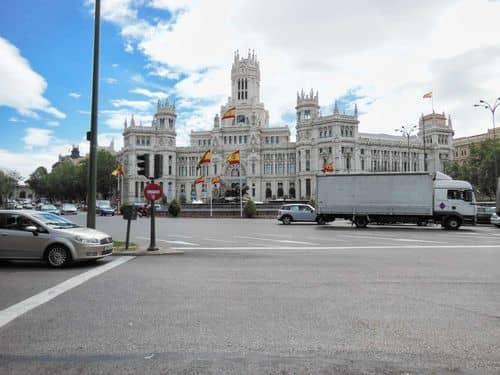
[125,216,131,250]
[146,179,158,251]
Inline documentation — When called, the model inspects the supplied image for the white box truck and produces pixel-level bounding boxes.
[316,172,476,230]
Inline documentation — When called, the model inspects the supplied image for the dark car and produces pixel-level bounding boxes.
[476,206,496,224]
[96,200,116,216]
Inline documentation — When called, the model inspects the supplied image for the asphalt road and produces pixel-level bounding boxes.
[1,215,499,374]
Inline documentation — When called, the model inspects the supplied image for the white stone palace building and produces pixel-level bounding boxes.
[119,51,454,203]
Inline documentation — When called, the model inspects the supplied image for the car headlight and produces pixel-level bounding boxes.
[75,236,100,244]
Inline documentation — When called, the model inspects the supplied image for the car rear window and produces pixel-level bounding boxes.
[280,206,290,210]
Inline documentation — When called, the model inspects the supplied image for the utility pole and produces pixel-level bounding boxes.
[86,0,101,229]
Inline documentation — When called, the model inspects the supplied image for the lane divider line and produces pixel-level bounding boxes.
[170,245,500,251]
[0,256,135,329]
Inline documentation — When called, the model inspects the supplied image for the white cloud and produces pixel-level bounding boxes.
[95,0,500,142]
[46,121,60,127]
[124,41,134,53]
[112,63,119,68]
[106,77,118,85]
[8,117,26,123]
[110,99,152,111]
[69,92,81,98]
[101,109,153,129]
[22,128,54,149]
[131,74,144,83]
[130,87,169,99]
[0,37,66,119]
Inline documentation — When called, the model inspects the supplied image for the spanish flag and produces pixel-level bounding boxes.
[423,91,432,99]
[227,150,240,165]
[222,107,236,119]
[111,163,125,176]
[197,150,211,168]
[211,176,221,185]
[321,161,334,173]
[194,176,205,185]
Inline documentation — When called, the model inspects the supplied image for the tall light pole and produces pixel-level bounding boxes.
[86,0,101,229]
[474,97,500,181]
[395,125,417,172]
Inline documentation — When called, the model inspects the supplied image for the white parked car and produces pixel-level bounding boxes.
[490,212,500,227]
[0,210,113,267]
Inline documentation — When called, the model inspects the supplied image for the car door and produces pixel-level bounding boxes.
[302,206,317,221]
[0,213,48,259]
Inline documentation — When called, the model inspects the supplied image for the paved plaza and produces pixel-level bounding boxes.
[1,215,499,373]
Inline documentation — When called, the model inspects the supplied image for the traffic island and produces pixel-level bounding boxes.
[111,241,184,256]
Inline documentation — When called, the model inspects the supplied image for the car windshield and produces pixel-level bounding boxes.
[42,205,57,210]
[63,204,76,209]
[97,201,111,208]
[32,212,79,229]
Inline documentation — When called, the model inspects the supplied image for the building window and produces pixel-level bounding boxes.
[305,179,311,198]
[252,162,255,175]
[304,110,311,120]
[159,118,165,127]
[305,150,310,171]
[277,182,284,198]
[135,181,139,198]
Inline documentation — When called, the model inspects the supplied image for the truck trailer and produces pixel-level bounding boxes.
[316,172,476,230]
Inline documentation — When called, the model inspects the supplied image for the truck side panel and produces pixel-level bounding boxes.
[317,173,433,216]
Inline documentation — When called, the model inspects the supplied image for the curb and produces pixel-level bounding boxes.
[111,248,184,256]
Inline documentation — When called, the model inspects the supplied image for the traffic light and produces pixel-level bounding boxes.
[154,154,163,179]
[137,153,150,177]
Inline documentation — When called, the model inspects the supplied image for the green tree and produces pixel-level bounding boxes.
[308,197,316,208]
[27,166,49,198]
[0,169,19,205]
[168,199,181,217]
[96,149,117,199]
[243,199,257,218]
[446,139,500,200]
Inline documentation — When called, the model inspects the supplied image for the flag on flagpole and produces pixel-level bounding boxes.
[194,176,205,185]
[321,161,334,173]
[196,150,211,169]
[227,150,240,165]
[222,107,236,119]
[111,163,125,176]
[211,176,221,185]
[423,91,432,99]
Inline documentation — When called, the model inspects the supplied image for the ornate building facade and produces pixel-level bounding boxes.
[119,51,455,203]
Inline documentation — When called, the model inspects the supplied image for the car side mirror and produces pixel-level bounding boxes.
[25,225,39,236]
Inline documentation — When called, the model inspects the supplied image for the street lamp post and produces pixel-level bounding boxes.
[395,125,417,172]
[474,97,500,180]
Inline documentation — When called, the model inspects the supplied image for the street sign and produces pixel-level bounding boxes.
[144,183,163,201]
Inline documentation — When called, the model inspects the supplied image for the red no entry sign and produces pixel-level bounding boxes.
[144,183,163,201]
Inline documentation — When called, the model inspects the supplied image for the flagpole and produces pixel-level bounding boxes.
[239,165,242,217]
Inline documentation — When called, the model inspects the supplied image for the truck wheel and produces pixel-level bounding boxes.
[354,216,369,228]
[445,216,461,230]
[282,215,292,225]
[317,216,326,225]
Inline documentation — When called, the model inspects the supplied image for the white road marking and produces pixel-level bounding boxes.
[172,244,500,251]
[0,257,134,329]
[159,239,200,246]
[204,238,236,243]
[166,234,193,239]
[234,235,318,245]
[136,236,199,246]
[338,234,444,243]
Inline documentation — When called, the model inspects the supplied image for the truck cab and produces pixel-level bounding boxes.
[433,178,476,228]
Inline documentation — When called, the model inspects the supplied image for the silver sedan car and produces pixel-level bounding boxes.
[0,210,113,267]
[277,204,319,225]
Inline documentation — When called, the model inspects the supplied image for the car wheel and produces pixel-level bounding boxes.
[354,216,369,228]
[495,224,500,228]
[282,215,292,225]
[444,216,460,230]
[317,216,326,225]
[45,245,71,268]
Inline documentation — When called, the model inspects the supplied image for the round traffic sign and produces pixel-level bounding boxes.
[144,183,163,201]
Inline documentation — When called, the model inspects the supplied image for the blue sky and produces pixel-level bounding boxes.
[1,0,500,178]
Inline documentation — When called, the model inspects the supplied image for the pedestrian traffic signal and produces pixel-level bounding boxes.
[154,154,163,179]
[137,153,150,177]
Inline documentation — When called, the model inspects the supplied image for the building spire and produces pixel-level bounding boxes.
[334,100,339,114]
